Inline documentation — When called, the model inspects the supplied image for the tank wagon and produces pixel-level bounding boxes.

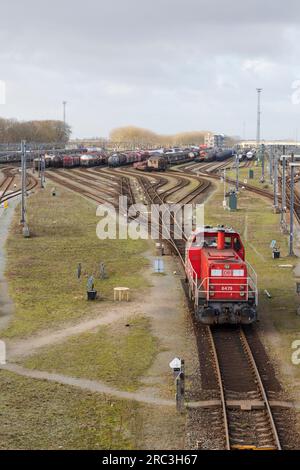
[80,154,99,167]
[215,149,234,161]
[107,151,149,167]
[108,153,127,167]
[195,148,234,163]
[185,226,258,324]
[52,155,63,167]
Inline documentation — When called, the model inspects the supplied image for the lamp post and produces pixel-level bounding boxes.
[280,153,289,232]
[20,140,26,225]
[273,152,279,212]
[289,156,299,256]
[235,153,239,192]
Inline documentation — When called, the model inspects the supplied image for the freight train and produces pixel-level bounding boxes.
[134,150,197,171]
[185,226,258,324]
[107,151,149,167]
[195,147,234,163]
[33,152,108,170]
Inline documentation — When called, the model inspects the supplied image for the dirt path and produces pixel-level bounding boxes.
[7,306,137,359]
[0,362,175,406]
[0,197,19,330]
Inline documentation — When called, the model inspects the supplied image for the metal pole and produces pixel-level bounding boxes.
[289,153,295,256]
[63,101,67,127]
[20,140,26,224]
[273,152,278,210]
[41,153,45,188]
[261,144,265,182]
[256,88,262,147]
[269,150,273,184]
[235,153,239,192]
[281,148,286,228]
[223,169,226,208]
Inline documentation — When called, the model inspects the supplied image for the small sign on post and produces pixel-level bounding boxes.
[99,262,108,279]
[77,263,82,279]
[154,259,164,273]
[169,357,181,373]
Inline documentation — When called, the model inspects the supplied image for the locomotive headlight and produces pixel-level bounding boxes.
[240,292,245,297]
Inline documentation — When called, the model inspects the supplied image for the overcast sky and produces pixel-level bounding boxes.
[1,0,300,139]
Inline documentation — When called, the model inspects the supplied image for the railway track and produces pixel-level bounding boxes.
[138,173,285,450]
[207,326,281,450]
[45,170,121,206]
[0,167,38,204]
[39,161,293,449]
[0,174,15,202]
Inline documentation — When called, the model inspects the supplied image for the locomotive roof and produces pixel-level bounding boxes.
[204,248,242,260]
[192,226,237,235]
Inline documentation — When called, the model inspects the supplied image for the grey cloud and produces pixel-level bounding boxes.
[1,0,300,138]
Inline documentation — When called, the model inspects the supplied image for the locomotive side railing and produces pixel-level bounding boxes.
[185,258,199,305]
[245,260,258,305]
[196,277,255,302]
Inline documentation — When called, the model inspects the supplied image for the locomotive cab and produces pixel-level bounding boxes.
[185,226,257,325]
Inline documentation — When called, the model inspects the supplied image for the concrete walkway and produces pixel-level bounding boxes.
[0,198,19,330]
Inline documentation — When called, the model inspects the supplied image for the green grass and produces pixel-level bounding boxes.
[22,316,159,391]
[205,182,300,381]
[0,369,142,449]
[226,165,273,191]
[3,185,150,338]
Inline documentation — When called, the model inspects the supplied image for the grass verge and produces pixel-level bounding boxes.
[3,184,150,338]
[21,316,159,391]
[0,369,142,449]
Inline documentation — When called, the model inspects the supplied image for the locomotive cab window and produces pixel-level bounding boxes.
[233,237,241,251]
[203,236,217,247]
[225,236,232,248]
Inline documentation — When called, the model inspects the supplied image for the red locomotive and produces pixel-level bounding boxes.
[185,226,258,324]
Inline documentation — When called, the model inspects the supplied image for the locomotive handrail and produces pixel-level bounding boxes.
[185,257,258,305]
[196,277,255,301]
[245,260,258,305]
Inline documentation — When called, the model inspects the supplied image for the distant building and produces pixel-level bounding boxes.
[205,133,225,148]
[239,140,300,149]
